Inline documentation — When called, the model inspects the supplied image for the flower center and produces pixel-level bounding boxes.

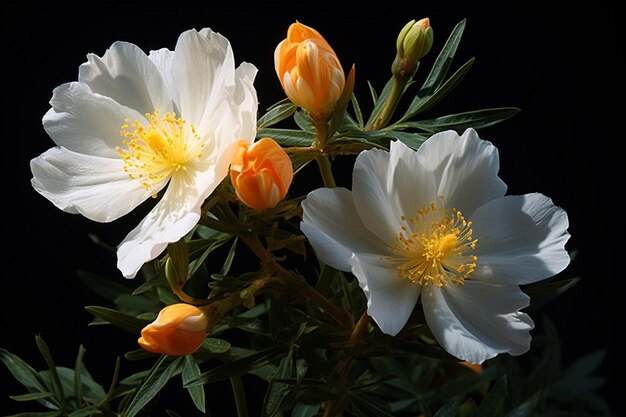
[116,110,205,191]
[389,201,478,287]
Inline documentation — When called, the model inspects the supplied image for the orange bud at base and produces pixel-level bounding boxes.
[138,303,210,356]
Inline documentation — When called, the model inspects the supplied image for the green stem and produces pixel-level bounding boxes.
[315,153,336,188]
[323,311,371,417]
[367,76,406,131]
[171,286,211,306]
[230,375,249,417]
[239,232,352,329]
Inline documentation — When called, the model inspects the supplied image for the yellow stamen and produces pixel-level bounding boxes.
[116,110,209,190]
[388,200,478,287]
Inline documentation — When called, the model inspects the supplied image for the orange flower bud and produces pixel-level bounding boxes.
[230,138,293,211]
[138,303,210,356]
[275,22,345,118]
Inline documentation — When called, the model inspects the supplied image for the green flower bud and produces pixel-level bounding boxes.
[393,18,433,78]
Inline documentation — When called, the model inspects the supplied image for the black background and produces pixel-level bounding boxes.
[2,2,623,416]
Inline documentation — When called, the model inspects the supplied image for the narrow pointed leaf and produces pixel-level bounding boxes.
[0,348,48,394]
[401,58,475,120]
[124,355,183,417]
[9,392,55,402]
[418,19,467,97]
[74,345,86,407]
[258,101,297,129]
[183,356,206,413]
[256,128,314,147]
[185,346,286,387]
[35,336,65,410]
[394,107,520,133]
[351,94,364,127]
[85,306,149,335]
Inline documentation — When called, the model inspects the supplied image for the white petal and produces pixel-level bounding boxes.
[422,281,534,364]
[418,128,507,215]
[79,41,173,115]
[170,29,234,136]
[388,140,437,219]
[350,253,421,336]
[42,82,145,159]
[117,174,205,278]
[471,193,571,285]
[352,143,436,244]
[30,147,154,222]
[301,188,384,271]
[148,48,176,106]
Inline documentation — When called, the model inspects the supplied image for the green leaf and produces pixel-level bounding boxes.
[124,349,157,361]
[202,338,231,354]
[183,356,206,413]
[166,238,189,287]
[292,403,320,417]
[293,110,315,132]
[73,345,86,407]
[187,235,232,280]
[85,306,150,335]
[124,355,183,417]
[5,412,63,417]
[219,237,238,275]
[475,375,507,417]
[98,357,120,407]
[257,128,315,147]
[348,391,395,417]
[40,367,106,404]
[131,271,164,295]
[351,94,364,128]
[9,392,55,401]
[165,411,182,417]
[263,348,294,416]
[67,409,99,417]
[367,80,378,104]
[394,107,520,133]
[504,392,540,417]
[0,348,48,394]
[365,77,395,128]
[419,19,466,96]
[258,101,297,129]
[402,58,475,120]
[35,336,65,409]
[185,346,286,387]
[433,398,461,417]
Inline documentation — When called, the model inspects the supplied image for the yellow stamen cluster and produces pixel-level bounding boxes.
[388,201,478,287]
[116,110,206,192]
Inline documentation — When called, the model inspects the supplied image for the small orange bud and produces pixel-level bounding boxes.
[230,138,293,211]
[138,304,210,356]
[275,22,345,118]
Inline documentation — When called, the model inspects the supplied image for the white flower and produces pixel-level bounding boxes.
[300,128,570,364]
[30,29,258,279]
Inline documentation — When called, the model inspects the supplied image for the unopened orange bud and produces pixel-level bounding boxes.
[274,22,345,118]
[138,304,210,356]
[230,138,293,211]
